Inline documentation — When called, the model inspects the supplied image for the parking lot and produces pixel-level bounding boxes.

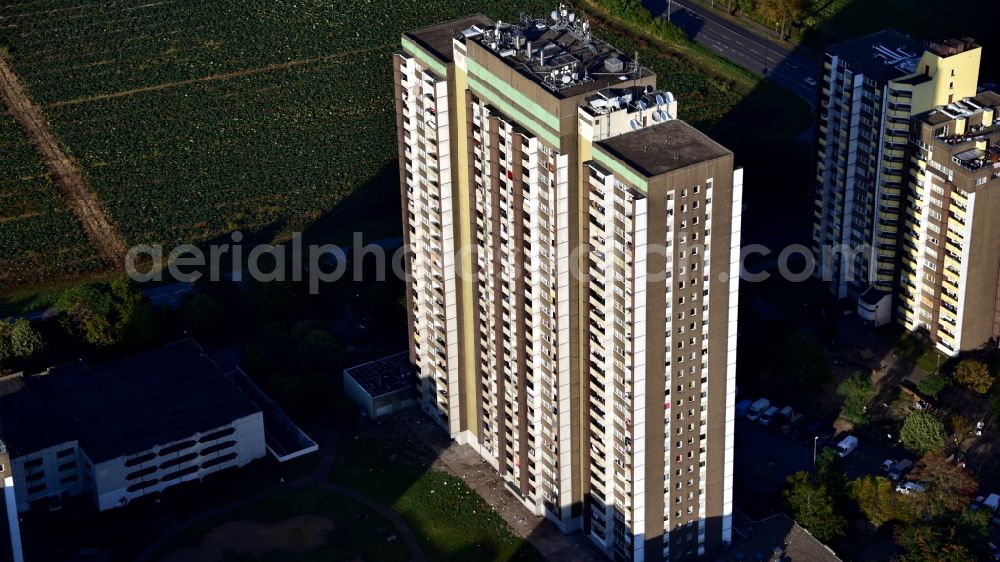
[733,410,920,521]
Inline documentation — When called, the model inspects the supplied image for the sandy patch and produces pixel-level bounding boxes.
[161,514,334,562]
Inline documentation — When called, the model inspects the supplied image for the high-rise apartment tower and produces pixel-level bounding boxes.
[811,30,998,354]
[395,8,742,561]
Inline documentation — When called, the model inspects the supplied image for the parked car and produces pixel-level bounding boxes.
[735,399,753,418]
[889,459,914,481]
[972,493,1000,513]
[835,435,858,457]
[759,406,780,427]
[778,405,795,421]
[880,459,897,473]
[747,398,770,421]
[896,481,926,495]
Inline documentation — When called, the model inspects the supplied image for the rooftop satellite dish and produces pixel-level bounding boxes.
[551,10,559,20]
[568,12,576,23]
[665,92,675,103]
[638,100,648,111]
[660,110,669,121]
[562,74,572,84]
[629,119,639,131]
[652,111,661,122]
[655,94,665,107]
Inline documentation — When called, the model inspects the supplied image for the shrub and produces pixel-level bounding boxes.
[952,359,994,394]
[916,372,949,399]
[900,411,947,455]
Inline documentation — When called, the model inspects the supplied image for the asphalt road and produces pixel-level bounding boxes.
[659,0,819,101]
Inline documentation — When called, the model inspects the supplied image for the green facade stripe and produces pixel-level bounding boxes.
[466,58,560,130]
[594,147,648,192]
[468,75,561,147]
[401,36,448,77]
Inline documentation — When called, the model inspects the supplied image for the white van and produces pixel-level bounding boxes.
[896,481,925,494]
[835,435,858,457]
[759,406,780,427]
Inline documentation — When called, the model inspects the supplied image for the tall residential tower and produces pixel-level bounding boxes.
[811,31,998,354]
[813,32,980,304]
[395,8,742,561]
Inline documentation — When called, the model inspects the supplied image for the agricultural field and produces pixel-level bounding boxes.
[0,0,553,256]
[0,0,809,294]
[0,107,102,286]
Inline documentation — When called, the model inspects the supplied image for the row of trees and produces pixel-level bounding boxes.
[786,452,988,560]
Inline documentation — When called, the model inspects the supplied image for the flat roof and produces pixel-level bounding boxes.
[344,352,413,399]
[723,512,843,562]
[471,14,654,99]
[0,339,260,462]
[828,29,923,83]
[405,14,494,64]
[596,119,731,178]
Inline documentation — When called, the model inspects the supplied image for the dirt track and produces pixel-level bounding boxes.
[0,56,127,269]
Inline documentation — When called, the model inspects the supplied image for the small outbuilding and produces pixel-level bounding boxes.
[342,352,416,419]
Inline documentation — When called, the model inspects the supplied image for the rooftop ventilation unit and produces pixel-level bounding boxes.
[605,57,624,73]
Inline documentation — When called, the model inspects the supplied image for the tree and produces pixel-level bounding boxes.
[815,447,848,497]
[0,319,45,368]
[836,371,877,425]
[916,372,949,399]
[756,0,809,38]
[896,523,977,562]
[9,319,45,359]
[783,471,846,542]
[850,475,917,528]
[908,454,977,518]
[900,411,947,455]
[55,277,148,348]
[952,359,994,394]
[949,414,973,444]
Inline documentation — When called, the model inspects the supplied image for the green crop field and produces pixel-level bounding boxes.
[0,0,809,296]
[0,108,102,286]
[0,0,553,256]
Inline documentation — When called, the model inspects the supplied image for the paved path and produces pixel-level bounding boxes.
[657,0,819,100]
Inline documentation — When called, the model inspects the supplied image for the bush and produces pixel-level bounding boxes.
[900,411,947,455]
[952,359,994,394]
[916,372,949,398]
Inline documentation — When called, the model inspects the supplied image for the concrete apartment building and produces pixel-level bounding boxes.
[0,340,266,515]
[1,441,24,562]
[395,7,741,560]
[811,30,997,354]
[902,92,1000,353]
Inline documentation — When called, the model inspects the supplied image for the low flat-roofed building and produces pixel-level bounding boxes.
[0,339,265,513]
[343,352,416,419]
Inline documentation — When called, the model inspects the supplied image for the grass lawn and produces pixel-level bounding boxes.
[155,487,410,562]
[882,325,945,373]
[329,430,543,562]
